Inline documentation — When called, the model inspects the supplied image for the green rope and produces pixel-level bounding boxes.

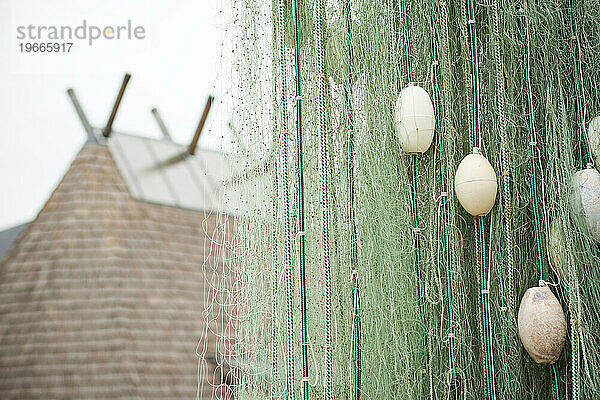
[410,154,428,397]
[345,0,362,398]
[518,4,567,399]
[291,0,310,398]
[430,0,457,389]
[491,1,516,396]
[478,216,495,400]
[552,363,561,400]
[276,0,295,398]
[466,0,481,149]
[400,0,413,82]
[465,0,495,395]
[401,0,428,394]
[314,0,333,398]
[270,3,281,397]
[500,276,514,398]
[518,3,546,283]
[566,0,593,167]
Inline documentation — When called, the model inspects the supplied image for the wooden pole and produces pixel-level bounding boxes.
[103,73,132,137]
[66,88,94,140]
[151,108,172,140]
[188,95,214,155]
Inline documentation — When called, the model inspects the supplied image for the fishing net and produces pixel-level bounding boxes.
[199,0,600,399]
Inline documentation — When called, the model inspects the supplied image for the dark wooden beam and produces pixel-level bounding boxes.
[103,73,131,138]
[188,95,214,155]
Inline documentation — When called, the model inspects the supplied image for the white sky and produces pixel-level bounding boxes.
[0,0,234,230]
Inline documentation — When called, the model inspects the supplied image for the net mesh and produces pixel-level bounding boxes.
[199,0,600,399]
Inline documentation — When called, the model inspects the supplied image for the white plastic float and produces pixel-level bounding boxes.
[454,148,498,216]
[394,85,435,154]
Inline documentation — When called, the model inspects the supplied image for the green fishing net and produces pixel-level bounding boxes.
[200,0,600,399]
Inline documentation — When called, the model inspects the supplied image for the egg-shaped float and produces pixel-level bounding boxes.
[454,148,497,216]
[573,166,600,242]
[394,85,435,154]
[517,284,566,364]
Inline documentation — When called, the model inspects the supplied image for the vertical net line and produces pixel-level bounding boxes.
[314,0,333,398]
[345,0,362,398]
[290,0,310,398]
[491,0,515,396]
[460,0,472,148]
[465,0,495,396]
[465,0,481,149]
[410,154,428,397]
[558,94,581,400]
[570,312,580,400]
[276,1,295,398]
[517,4,563,398]
[270,141,281,400]
[430,0,457,390]
[499,289,514,399]
[400,0,413,83]
[271,1,281,397]
[566,0,593,167]
[400,0,428,395]
[552,363,561,400]
[269,0,282,400]
[564,1,590,398]
[439,0,462,396]
[478,216,495,399]
[492,0,515,311]
[517,1,546,284]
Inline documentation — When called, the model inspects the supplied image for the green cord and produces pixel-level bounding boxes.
[552,363,561,400]
[491,0,515,395]
[479,217,495,400]
[410,155,426,337]
[410,154,428,397]
[518,4,546,283]
[466,0,480,148]
[566,0,593,167]
[430,0,457,387]
[518,5,566,400]
[291,0,310,398]
[465,0,495,395]
[270,4,280,398]
[498,242,514,399]
[345,0,362,398]
[400,0,428,394]
[276,0,296,398]
[314,0,333,397]
[400,0,413,82]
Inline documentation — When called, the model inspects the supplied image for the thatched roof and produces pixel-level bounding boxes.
[0,142,234,399]
[0,223,28,261]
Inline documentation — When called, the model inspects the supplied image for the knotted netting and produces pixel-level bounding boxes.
[199,0,600,399]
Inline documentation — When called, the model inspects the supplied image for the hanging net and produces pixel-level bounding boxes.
[199,0,600,399]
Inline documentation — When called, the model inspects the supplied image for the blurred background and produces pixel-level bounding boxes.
[0,0,232,230]
[0,2,241,398]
